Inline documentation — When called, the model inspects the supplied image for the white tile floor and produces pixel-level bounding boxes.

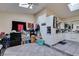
[53,40,79,56]
[4,43,68,56]
[3,40,79,56]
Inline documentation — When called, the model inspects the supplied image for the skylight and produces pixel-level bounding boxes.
[68,3,79,12]
[19,3,33,9]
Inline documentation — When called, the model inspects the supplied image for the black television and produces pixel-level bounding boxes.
[12,21,26,31]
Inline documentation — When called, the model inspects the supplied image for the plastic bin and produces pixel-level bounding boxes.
[36,39,45,46]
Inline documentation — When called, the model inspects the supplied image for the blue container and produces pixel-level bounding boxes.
[36,39,45,46]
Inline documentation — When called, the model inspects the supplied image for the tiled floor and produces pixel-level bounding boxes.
[4,43,68,56]
[3,40,79,56]
[53,40,79,56]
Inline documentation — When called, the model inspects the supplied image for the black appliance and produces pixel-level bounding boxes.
[12,21,26,31]
[10,32,21,47]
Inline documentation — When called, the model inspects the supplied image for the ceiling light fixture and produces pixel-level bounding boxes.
[19,3,34,9]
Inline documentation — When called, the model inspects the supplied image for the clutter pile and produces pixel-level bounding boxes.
[0,24,45,48]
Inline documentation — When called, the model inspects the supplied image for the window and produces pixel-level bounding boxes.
[68,3,79,12]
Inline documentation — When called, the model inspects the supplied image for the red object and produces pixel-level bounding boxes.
[0,32,5,35]
[0,32,5,38]
[18,24,23,32]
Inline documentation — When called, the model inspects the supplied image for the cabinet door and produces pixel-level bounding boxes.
[63,33,71,40]
[64,33,78,41]
[56,33,63,42]
[71,33,78,42]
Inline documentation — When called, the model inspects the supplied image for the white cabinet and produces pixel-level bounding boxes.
[71,33,79,42]
[63,32,71,40]
[56,33,63,40]
[64,32,79,42]
[37,15,64,46]
[55,33,64,43]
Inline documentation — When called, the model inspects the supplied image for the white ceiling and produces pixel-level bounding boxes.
[0,3,46,14]
[47,3,79,19]
[0,3,79,19]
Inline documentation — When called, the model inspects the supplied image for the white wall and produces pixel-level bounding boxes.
[0,12,35,34]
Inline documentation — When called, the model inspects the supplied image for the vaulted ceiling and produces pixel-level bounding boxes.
[47,3,79,19]
[0,3,79,19]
